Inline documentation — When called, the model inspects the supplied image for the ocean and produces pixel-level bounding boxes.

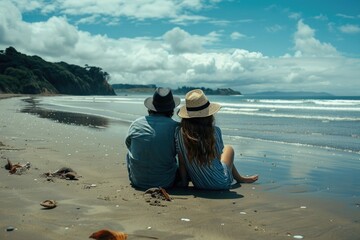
[21,93,360,205]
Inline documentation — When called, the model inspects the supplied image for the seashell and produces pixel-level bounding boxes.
[89,229,128,240]
[40,200,57,209]
[6,226,16,232]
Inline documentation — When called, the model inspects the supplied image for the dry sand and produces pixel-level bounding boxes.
[0,96,359,240]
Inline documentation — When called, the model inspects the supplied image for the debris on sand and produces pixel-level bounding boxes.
[90,229,159,240]
[89,229,128,240]
[4,159,31,175]
[42,167,80,181]
[144,187,172,207]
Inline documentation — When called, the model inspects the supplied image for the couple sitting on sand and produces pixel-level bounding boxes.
[125,87,258,190]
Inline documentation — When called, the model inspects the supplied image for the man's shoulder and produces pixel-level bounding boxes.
[132,115,146,123]
[146,115,179,123]
[128,116,147,128]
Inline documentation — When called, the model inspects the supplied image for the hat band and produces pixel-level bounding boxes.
[186,101,210,111]
[153,100,174,106]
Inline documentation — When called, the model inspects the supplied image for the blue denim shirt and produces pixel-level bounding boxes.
[126,115,179,189]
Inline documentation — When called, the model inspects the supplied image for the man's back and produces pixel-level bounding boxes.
[126,114,179,189]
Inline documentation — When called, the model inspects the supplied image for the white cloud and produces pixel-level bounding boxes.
[170,14,209,25]
[7,0,44,12]
[293,20,338,57]
[314,14,328,21]
[339,24,360,34]
[177,0,203,10]
[230,32,247,40]
[336,13,357,19]
[1,1,360,95]
[30,17,79,56]
[266,24,283,33]
[0,1,30,46]
[8,0,214,24]
[163,27,220,54]
[163,27,204,54]
[76,14,102,25]
[288,12,301,20]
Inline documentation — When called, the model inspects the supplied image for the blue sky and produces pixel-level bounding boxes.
[1,0,359,95]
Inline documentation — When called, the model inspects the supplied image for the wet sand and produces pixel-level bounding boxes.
[0,96,359,240]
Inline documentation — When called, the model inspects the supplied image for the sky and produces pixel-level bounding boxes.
[0,0,359,95]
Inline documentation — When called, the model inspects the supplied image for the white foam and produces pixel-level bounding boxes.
[219,102,360,112]
[227,135,360,155]
[220,108,360,121]
[221,107,259,112]
[312,100,360,106]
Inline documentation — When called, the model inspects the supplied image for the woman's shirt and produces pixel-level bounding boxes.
[175,126,234,190]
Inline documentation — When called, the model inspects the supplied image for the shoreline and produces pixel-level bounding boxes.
[0,96,359,240]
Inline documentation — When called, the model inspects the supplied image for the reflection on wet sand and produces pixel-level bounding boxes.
[21,97,109,129]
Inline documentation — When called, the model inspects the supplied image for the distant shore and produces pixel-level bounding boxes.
[0,96,359,240]
[0,94,25,99]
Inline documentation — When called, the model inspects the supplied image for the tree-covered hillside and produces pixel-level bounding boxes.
[173,86,241,95]
[0,47,115,95]
[112,84,241,95]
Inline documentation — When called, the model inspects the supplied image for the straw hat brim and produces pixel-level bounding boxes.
[178,102,221,118]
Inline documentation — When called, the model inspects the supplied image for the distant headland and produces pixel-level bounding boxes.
[112,84,241,95]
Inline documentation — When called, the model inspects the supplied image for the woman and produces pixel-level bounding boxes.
[175,89,258,190]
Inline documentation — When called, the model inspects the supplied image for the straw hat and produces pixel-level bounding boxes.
[178,89,221,118]
[144,87,180,112]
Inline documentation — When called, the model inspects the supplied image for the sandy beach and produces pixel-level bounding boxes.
[0,96,359,240]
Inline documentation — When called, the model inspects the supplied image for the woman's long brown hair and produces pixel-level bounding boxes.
[180,115,219,165]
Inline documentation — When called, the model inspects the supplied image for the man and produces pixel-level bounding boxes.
[125,87,181,189]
